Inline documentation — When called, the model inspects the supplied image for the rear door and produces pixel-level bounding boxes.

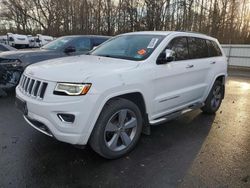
[153,36,211,117]
[187,37,213,96]
[204,39,226,96]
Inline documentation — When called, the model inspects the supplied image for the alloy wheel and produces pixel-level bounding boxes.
[104,109,138,151]
[211,85,222,110]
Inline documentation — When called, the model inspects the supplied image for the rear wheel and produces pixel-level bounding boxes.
[90,98,143,159]
[202,80,223,114]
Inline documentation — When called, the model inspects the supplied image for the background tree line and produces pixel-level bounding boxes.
[0,0,250,44]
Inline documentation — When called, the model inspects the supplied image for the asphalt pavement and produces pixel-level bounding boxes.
[0,74,250,188]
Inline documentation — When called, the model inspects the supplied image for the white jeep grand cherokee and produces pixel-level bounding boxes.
[16,31,227,159]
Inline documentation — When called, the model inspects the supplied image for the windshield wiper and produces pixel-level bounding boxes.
[93,54,139,61]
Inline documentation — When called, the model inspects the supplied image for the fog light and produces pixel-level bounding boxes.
[57,113,75,123]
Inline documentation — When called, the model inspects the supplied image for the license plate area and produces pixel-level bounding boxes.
[15,97,28,116]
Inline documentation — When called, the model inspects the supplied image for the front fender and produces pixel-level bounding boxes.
[82,84,150,143]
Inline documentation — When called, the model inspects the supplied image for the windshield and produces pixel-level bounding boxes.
[91,34,165,61]
[41,37,73,50]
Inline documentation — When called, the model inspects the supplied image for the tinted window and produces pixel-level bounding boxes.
[0,45,7,51]
[72,38,91,51]
[188,37,209,59]
[167,37,189,61]
[206,40,222,57]
[93,38,108,47]
[8,37,14,41]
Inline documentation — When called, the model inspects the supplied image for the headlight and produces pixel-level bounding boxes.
[54,83,91,96]
[0,59,21,67]
[12,60,21,67]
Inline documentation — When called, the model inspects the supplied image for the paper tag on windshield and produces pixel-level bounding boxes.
[147,38,159,49]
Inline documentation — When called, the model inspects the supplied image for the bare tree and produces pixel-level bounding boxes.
[0,0,249,43]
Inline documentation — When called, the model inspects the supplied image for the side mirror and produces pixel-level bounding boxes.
[157,49,176,65]
[64,46,76,53]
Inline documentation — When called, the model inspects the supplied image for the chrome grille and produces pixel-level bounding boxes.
[19,75,48,99]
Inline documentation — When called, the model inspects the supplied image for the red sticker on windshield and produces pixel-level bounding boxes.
[137,49,146,55]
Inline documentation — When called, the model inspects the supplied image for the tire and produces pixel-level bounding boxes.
[89,98,143,159]
[201,80,223,114]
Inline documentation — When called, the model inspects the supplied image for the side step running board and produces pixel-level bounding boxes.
[149,102,204,126]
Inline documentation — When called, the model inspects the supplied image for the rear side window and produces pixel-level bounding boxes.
[8,37,14,41]
[206,40,222,57]
[93,38,108,47]
[72,38,91,51]
[0,45,7,51]
[188,37,209,59]
[167,37,189,61]
[17,38,25,41]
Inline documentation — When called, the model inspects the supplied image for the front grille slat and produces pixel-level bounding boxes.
[18,75,48,100]
[22,76,27,89]
[27,78,32,93]
[39,83,48,98]
[21,76,25,86]
[31,80,37,96]
[19,75,24,86]
[33,81,41,97]
[24,78,30,92]
[28,79,35,94]
[37,82,43,98]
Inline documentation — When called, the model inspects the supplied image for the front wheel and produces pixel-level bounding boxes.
[89,98,143,159]
[201,80,224,114]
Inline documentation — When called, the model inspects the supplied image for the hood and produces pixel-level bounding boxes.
[25,55,140,82]
[0,49,61,65]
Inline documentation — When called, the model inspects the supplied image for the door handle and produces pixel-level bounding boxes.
[211,62,216,64]
[186,64,194,68]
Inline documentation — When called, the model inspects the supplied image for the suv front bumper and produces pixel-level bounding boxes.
[16,87,99,145]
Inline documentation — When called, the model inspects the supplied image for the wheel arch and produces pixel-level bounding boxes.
[205,73,226,101]
[84,90,150,143]
[107,92,148,122]
[215,75,226,85]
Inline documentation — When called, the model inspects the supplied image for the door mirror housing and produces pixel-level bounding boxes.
[157,49,176,65]
[64,46,76,53]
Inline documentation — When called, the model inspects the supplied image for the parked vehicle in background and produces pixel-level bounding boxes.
[0,44,17,52]
[6,33,29,48]
[15,31,227,159]
[35,34,54,47]
[27,35,36,48]
[0,35,110,96]
[0,35,7,44]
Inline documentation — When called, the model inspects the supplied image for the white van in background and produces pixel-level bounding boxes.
[7,33,29,48]
[35,34,54,47]
[27,35,36,48]
[0,35,8,44]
